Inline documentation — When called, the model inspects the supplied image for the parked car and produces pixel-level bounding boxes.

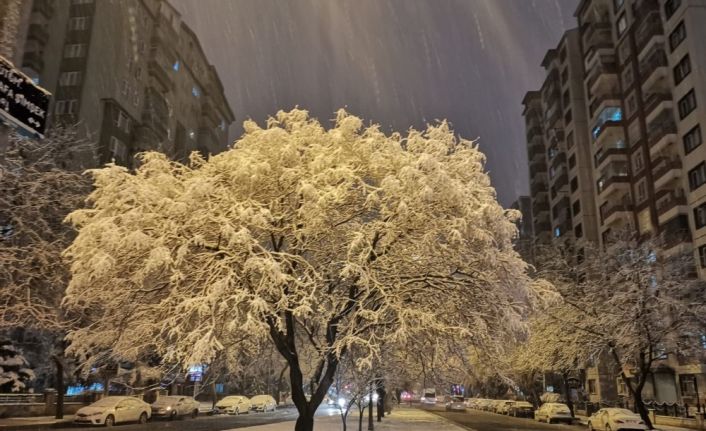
[420,388,437,406]
[250,395,277,412]
[508,400,534,418]
[587,408,648,431]
[215,395,251,415]
[491,400,506,413]
[495,400,515,414]
[74,396,151,426]
[480,399,496,411]
[445,395,466,412]
[151,396,200,419]
[534,402,573,424]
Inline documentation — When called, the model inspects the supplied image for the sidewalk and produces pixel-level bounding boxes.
[575,414,698,431]
[0,416,73,430]
[224,407,469,431]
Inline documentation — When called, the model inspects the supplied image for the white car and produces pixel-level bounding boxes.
[534,402,573,424]
[74,396,151,426]
[587,408,648,431]
[495,400,515,414]
[215,395,251,415]
[151,395,200,419]
[250,394,277,412]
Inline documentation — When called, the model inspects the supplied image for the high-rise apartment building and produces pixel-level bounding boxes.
[14,0,234,168]
[521,0,706,407]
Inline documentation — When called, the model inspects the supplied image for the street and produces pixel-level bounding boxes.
[422,405,582,431]
[48,407,311,431]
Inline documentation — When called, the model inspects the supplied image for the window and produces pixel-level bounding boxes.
[115,110,130,133]
[632,149,644,173]
[592,107,623,139]
[571,177,579,193]
[564,109,573,124]
[120,79,129,96]
[59,71,81,86]
[681,375,697,396]
[573,199,581,216]
[192,86,200,97]
[618,40,631,64]
[574,223,583,238]
[563,90,570,109]
[63,43,86,58]
[665,0,682,20]
[554,227,562,238]
[559,47,567,63]
[626,93,637,118]
[567,132,574,149]
[694,202,706,229]
[700,245,706,268]
[674,54,692,86]
[638,208,652,234]
[588,379,597,395]
[55,99,78,115]
[561,68,568,85]
[173,60,180,72]
[569,154,576,169]
[54,100,66,115]
[69,17,89,31]
[621,64,634,89]
[689,162,706,191]
[108,136,127,163]
[617,13,627,36]
[684,125,702,154]
[669,21,686,52]
[678,89,697,119]
[636,179,648,203]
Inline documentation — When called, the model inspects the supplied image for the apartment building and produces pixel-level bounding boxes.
[523,29,601,247]
[521,0,706,408]
[16,0,234,168]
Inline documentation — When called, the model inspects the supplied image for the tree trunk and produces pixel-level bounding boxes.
[275,364,289,404]
[562,373,574,417]
[632,384,653,430]
[294,408,314,431]
[52,356,64,419]
[358,406,365,431]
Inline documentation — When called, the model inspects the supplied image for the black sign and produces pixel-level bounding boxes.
[0,55,50,138]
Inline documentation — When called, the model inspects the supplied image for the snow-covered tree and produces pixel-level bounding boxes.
[0,127,93,330]
[0,340,35,392]
[531,237,706,429]
[63,109,531,431]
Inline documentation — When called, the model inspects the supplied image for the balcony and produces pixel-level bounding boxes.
[141,87,170,139]
[601,202,634,227]
[530,179,548,197]
[651,157,682,190]
[533,199,550,215]
[595,147,628,171]
[583,22,612,50]
[639,45,668,93]
[635,11,664,55]
[27,24,49,45]
[545,106,562,128]
[647,113,677,155]
[550,166,569,188]
[148,59,175,92]
[643,92,673,122]
[586,60,618,96]
[21,51,44,73]
[656,188,688,222]
[32,0,54,19]
[526,126,542,141]
[589,94,621,119]
[597,171,630,198]
[550,152,567,170]
[528,141,544,159]
[529,161,548,178]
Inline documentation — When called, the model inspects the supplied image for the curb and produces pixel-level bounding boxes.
[425,410,479,431]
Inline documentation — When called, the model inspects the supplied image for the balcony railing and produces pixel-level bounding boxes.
[586,61,618,91]
[597,173,629,194]
[601,203,633,224]
[526,126,542,141]
[656,188,687,216]
[32,0,54,19]
[583,22,612,48]
[639,46,668,82]
[643,92,672,115]
[589,94,621,118]
[533,201,550,215]
[528,142,544,159]
[652,157,681,181]
[647,117,677,148]
[530,181,548,196]
[635,11,663,53]
[595,147,627,168]
[27,24,49,45]
[550,152,567,170]
[529,162,548,178]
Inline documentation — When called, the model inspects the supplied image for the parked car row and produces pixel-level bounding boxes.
[74,394,277,426]
[464,398,535,417]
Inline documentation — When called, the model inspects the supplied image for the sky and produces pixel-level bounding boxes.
[171,0,578,206]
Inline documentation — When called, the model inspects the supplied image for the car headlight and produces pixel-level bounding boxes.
[166,406,172,411]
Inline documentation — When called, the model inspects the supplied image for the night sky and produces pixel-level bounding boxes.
[171,0,577,206]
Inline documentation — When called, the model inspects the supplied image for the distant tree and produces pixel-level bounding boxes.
[62,109,532,431]
[531,237,706,429]
[0,339,35,392]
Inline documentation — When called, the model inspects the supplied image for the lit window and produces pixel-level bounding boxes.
[63,43,86,58]
[108,136,127,163]
[192,86,200,97]
[69,17,89,31]
[173,60,180,72]
[59,71,82,86]
[592,107,623,139]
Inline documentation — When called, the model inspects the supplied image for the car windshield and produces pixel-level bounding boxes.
[452,396,464,402]
[251,396,269,402]
[91,397,122,408]
[153,396,179,404]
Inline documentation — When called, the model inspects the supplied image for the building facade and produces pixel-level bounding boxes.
[16,0,234,168]
[522,0,706,408]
